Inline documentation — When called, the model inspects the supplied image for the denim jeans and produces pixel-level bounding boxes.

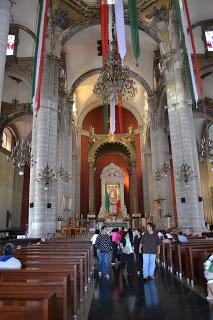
[97,252,110,275]
[143,253,156,277]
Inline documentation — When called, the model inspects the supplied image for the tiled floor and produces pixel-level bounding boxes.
[87,265,213,320]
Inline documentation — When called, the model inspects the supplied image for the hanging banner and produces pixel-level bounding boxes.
[100,0,109,62]
[183,0,203,98]
[115,0,126,61]
[110,94,116,134]
[118,92,124,133]
[128,0,140,64]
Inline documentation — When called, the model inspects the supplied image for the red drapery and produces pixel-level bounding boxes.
[100,0,109,63]
[118,92,124,134]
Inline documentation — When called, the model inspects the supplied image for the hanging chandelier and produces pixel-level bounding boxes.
[93,41,137,101]
[176,163,195,186]
[57,166,71,184]
[37,164,57,190]
[199,136,213,170]
[154,162,170,182]
[7,140,35,176]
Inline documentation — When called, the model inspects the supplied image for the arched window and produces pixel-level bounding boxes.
[1,128,12,152]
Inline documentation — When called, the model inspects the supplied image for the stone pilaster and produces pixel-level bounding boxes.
[149,96,173,227]
[129,160,139,214]
[56,95,73,224]
[0,0,14,114]
[28,54,60,238]
[162,10,206,234]
[88,161,95,214]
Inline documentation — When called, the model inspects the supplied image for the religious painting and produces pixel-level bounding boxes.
[107,184,120,203]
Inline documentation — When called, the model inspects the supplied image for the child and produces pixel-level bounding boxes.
[204,254,213,300]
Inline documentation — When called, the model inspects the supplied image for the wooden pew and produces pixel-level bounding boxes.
[0,282,68,320]
[0,272,71,320]
[0,291,57,320]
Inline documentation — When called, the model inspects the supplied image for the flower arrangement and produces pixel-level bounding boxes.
[56,216,64,222]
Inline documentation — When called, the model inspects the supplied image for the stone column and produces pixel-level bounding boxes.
[129,160,139,214]
[0,0,14,114]
[88,161,95,214]
[28,54,60,238]
[162,9,206,234]
[56,95,73,225]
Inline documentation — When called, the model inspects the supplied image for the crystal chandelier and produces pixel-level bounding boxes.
[37,164,57,190]
[93,41,137,101]
[154,162,170,182]
[199,137,213,170]
[7,140,35,176]
[176,163,195,186]
[57,166,71,184]
[160,162,170,177]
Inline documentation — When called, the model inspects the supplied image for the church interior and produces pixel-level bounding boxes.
[0,0,213,319]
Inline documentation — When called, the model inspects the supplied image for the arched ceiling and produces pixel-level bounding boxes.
[64,25,157,91]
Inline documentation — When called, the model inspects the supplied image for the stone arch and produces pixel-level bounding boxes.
[53,17,168,58]
[88,137,137,166]
[11,23,36,41]
[78,100,142,129]
[0,110,32,137]
[69,68,153,98]
[5,67,32,88]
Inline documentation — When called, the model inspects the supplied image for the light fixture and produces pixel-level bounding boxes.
[176,163,195,186]
[199,136,213,169]
[37,163,57,190]
[154,162,170,182]
[7,139,35,175]
[93,41,137,101]
[57,166,71,184]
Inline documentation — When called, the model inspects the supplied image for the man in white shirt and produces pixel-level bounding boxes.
[0,243,22,269]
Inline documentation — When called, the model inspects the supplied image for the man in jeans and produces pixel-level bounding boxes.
[139,223,160,280]
[95,226,112,279]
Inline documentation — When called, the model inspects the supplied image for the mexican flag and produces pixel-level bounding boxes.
[105,187,110,211]
[31,0,48,113]
[175,0,203,107]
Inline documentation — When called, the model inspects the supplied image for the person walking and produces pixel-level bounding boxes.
[111,228,121,265]
[139,223,160,280]
[133,228,143,275]
[120,231,134,276]
[91,229,100,264]
[95,226,112,279]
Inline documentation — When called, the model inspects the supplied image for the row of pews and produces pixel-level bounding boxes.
[0,235,93,320]
[160,238,213,287]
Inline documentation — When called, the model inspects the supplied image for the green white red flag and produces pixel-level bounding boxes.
[31,0,48,113]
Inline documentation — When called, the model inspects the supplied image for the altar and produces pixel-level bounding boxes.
[98,163,130,223]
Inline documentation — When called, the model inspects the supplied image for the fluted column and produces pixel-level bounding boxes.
[129,160,138,214]
[88,161,95,214]
[28,54,60,238]
[0,0,14,114]
[162,9,206,234]
[149,97,173,227]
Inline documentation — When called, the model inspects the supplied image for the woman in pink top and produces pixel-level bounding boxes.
[111,228,121,265]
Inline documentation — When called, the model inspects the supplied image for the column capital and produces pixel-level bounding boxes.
[88,161,95,169]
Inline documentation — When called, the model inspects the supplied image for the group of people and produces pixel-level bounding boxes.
[91,223,160,280]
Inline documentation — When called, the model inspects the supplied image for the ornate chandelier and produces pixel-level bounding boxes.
[199,137,213,170]
[154,162,170,182]
[57,166,71,184]
[7,140,35,176]
[93,42,137,101]
[176,163,195,186]
[37,164,57,190]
